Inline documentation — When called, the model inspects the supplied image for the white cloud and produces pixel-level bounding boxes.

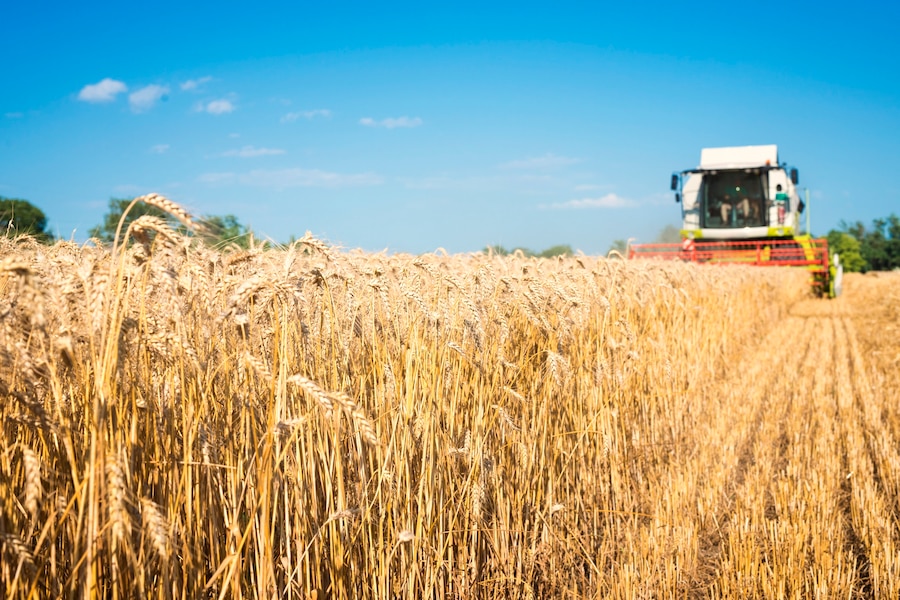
[150,144,170,154]
[180,76,212,91]
[228,133,241,138]
[129,84,169,112]
[198,168,383,189]
[573,183,605,191]
[222,145,286,158]
[398,174,500,191]
[281,109,332,123]
[543,194,636,209]
[359,116,423,129]
[399,175,457,190]
[4,112,24,119]
[199,99,235,115]
[197,172,236,184]
[500,153,581,169]
[78,78,127,103]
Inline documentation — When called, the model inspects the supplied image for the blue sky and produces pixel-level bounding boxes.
[2,1,898,254]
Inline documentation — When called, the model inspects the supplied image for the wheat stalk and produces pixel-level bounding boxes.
[106,455,131,546]
[140,497,170,561]
[20,446,42,518]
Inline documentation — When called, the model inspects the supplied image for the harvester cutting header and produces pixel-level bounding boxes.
[629,145,842,297]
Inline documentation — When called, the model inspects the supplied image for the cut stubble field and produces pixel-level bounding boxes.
[1,204,898,598]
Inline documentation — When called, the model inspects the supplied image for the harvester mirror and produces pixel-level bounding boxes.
[675,192,681,203]
[790,168,799,184]
[670,174,679,190]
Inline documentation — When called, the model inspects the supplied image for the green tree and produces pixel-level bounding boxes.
[483,245,533,256]
[825,230,866,272]
[90,197,252,249]
[864,217,891,271]
[537,244,573,258]
[484,244,510,256]
[202,214,252,249]
[608,239,628,256]
[0,196,54,243]
[873,214,900,271]
[89,198,171,243]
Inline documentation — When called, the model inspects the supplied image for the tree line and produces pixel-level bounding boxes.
[483,244,575,258]
[1,196,253,249]
[3,195,583,257]
[5,195,899,270]
[826,214,900,273]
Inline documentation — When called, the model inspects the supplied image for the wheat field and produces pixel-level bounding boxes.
[1,202,899,598]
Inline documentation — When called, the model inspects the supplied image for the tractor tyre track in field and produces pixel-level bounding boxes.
[687,281,900,599]
[694,316,816,591]
[843,315,900,527]
[709,313,833,598]
[835,314,900,596]
[687,293,896,599]
[832,315,874,598]
[642,313,814,595]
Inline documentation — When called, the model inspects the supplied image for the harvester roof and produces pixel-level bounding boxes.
[699,145,778,170]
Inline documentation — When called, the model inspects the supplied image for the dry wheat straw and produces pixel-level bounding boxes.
[2,222,897,599]
[134,193,201,233]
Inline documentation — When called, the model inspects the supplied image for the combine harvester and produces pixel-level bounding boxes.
[629,145,842,297]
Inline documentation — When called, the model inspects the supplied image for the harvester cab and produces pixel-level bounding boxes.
[674,145,802,240]
[630,145,842,297]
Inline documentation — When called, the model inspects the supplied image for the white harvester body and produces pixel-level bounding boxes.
[677,144,803,241]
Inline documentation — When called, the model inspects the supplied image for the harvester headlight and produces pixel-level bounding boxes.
[687,231,695,239]
[776,228,784,236]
